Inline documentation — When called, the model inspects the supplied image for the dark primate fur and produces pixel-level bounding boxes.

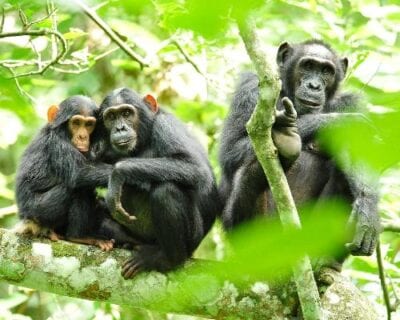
[219,40,380,261]
[15,95,135,245]
[96,88,220,278]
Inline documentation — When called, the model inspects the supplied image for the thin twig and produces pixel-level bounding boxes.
[50,66,89,74]
[388,275,400,311]
[0,8,5,33]
[4,66,37,103]
[0,29,67,77]
[382,221,400,233]
[171,40,205,76]
[72,0,147,68]
[376,240,393,320]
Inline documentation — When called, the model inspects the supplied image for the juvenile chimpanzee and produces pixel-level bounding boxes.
[95,88,219,278]
[15,95,136,250]
[219,40,380,260]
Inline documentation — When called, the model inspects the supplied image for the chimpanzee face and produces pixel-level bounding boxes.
[47,95,98,153]
[67,115,96,152]
[103,104,139,154]
[277,41,348,115]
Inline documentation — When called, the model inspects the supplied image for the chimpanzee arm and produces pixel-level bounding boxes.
[298,92,367,141]
[297,112,370,141]
[106,158,201,222]
[221,136,255,174]
[73,163,113,188]
[340,155,380,256]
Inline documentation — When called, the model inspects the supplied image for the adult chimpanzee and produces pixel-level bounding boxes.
[219,40,380,260]
[15,95,136,250]
[95,88,219,278]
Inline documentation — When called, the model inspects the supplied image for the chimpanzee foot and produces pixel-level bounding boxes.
[122,257,143,279]
[48,230,62,241]
[121,245,177,279]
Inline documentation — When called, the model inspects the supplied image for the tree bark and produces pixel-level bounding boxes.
[0,228,378,319]
[236,18,324,320]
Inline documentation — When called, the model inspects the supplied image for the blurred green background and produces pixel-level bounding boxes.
[1,0,400,319]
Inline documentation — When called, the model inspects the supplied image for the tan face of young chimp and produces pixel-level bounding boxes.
[68,115,96,152]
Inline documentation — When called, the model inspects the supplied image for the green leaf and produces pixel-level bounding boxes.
[63,28,88,40]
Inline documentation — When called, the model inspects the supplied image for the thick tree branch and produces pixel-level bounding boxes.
[72,0,148,68]
[237,19,324,320]
[0,228,378,319]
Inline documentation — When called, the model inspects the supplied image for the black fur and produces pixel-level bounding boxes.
[15,95,134,246]
[97,88,220,278]
[219,40,380,260]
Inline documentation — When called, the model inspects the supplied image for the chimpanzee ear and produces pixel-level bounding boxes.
[47,105,59,123]
[341,57,349,76]
[143,94,159,113]
[277,42,293,67]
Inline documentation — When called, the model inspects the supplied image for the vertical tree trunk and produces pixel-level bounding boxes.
[237,18,325,320]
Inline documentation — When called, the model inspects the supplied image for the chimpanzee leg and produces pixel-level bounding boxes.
[62,190,114,251]
[95,198,141,248]
[27,185,70,229]
[122,182,196,279]
[222,159,268,229]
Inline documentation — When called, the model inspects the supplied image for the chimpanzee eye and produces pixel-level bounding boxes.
[72,119,80,126]
[303,60,313,70]
[122,110,132,118]
[85,121,95,127]
[322,65,333,75]
[107,113,115,121]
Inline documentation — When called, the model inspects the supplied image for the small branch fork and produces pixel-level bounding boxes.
[72,0,148,68]
[0,29,67,78]
[0,2,68,78]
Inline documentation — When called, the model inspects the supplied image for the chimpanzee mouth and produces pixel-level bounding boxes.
[115,139,132,146]
[76,145,89,152]
[297,98,321,109]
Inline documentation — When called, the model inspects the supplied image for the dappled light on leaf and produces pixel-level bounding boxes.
[318,110,400,173]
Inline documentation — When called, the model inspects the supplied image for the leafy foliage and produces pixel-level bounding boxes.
[0,0,400,319]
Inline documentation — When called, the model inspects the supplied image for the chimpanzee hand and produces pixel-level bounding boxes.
[345,197,380,256]
[106,170,136,224]
[272,97,302,161]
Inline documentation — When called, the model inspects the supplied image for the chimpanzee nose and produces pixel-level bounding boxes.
[307,81,321,91]
[116,124,125,132]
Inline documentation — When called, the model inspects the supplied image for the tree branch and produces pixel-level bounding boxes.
[376,240,393,320]
[0,29,67,78]
[171,40,205,76]
[72,0,148,68]
[236,19,325,320]
[0,228,378,319]
[382,221,400,233]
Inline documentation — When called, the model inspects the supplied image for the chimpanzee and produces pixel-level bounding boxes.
[219,40,380,260]
[15,95,136,250]
[95,88,219,278]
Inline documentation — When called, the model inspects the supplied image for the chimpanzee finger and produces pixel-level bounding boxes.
[360,231,374,256]
[116,203,137,221]
[367,239,376,256]
[345,228,365,254]
[281,97,297,118]
[367,233,377,256]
